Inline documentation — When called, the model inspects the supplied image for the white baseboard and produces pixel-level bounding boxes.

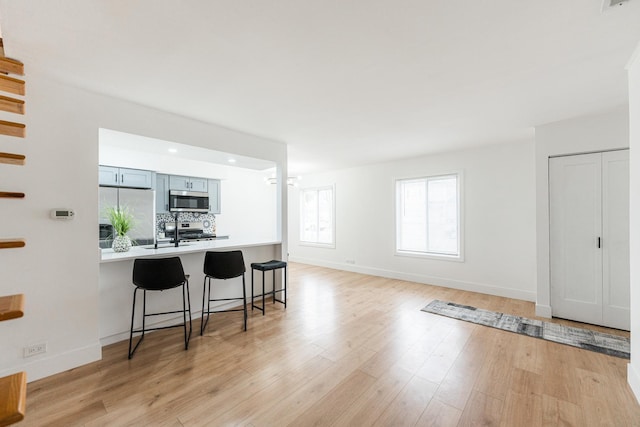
[100,299,246,346]
[0,342,102,383]
[535,304,552,318]
[102,310,208,346]
[289,256,536,302]
[629,363,640,405]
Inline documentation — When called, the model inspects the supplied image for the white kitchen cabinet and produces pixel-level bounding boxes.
[155,173,169,213]
[208,179,221,214]
[120,168,153,189]
[169,175,208,192]
[190,177,208,192]
[168,175,189,191]
[99,165,153,189]
[98,166,119,186]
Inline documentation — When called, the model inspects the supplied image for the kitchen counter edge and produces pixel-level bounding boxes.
[100,239,282,263]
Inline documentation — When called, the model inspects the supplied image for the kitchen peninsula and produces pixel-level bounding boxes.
[100,238,281,263]
[99,238,283,346]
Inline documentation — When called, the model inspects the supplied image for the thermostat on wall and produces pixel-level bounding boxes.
[50,209,75,219]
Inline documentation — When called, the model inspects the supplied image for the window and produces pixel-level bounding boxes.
[300,186,335,246]
[396,174,461,258]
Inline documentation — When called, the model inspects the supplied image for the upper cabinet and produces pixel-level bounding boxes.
[169,175,208,192]
[208,179,221,214]
[99,166,153,189]
[102,167,221,214]
[155,173,170,214]
[98,166,119,186]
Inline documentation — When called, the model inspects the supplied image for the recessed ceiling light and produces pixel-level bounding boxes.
[228,158,237,163]
[602,0,631,11]
[168,148,177,153]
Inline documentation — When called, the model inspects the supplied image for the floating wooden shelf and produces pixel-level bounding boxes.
[0,153,25,166]
[0,294,24,322]
[0,372,26,427]
[0,58,24,76]
[0,95,24,115]
[0,120,24,138]
[0,192,24,199]
[0,75,24,96]
[0,240,25,250]
[0,39,27,427]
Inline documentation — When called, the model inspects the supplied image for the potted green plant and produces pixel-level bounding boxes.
[107,206,135,252]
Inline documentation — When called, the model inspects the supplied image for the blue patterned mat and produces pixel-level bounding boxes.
[421,300,630,359]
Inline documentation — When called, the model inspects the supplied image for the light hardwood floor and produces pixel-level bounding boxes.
[22,263,640,426]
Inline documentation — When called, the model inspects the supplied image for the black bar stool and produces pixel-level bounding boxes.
[201,250,247,333]
[251,260,287,315]
[128,257,192,359]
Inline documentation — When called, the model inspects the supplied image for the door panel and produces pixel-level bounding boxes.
[550,153,603,325]
[602,150,630,330]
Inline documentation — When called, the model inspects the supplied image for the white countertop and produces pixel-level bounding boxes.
[100,238,281,263]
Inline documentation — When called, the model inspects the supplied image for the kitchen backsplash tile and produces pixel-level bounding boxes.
[156,212,216,235]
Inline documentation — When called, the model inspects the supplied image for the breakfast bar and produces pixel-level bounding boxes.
[99,239,283,345]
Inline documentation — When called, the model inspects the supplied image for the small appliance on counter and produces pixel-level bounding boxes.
[99,223,113,249]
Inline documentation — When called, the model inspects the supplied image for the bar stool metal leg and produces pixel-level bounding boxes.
[262,269,266,315]
[201,276,210,335]
[128,287,142,359]
[183,281,192,349]
[242,274,247,331]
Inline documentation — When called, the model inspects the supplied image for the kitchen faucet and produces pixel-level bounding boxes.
[174,212,180,247]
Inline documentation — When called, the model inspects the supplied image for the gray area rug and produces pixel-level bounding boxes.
[421,300,630,359]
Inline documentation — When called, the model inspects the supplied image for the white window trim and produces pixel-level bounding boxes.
[394,171,464,262]
[299,184,336,249]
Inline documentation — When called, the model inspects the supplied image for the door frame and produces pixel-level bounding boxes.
[536,143,629,320]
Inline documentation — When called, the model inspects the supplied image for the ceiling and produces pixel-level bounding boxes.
[99,128,276,171]
[1,0,640,174]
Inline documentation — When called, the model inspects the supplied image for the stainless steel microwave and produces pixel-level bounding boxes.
[169,190,209,213]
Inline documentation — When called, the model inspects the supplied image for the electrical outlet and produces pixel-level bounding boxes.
[24,342,47,358]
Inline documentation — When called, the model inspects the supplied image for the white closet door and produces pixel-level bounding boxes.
[550,153,603,326]
[602,150,630,330]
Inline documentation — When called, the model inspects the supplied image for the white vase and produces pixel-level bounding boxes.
[112,235,132,252]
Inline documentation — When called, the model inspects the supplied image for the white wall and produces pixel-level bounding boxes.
[289,140,537,301]
[215,168,278,241]
[627,42,640,402]
[0,71,287,382]
[534,107,629,317]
